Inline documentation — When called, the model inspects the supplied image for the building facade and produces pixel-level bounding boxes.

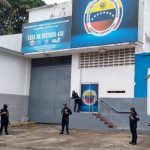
[0,0,150,130]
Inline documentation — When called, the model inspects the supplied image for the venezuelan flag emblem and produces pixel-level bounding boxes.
[82,90,97,105]
[84,0,123,36]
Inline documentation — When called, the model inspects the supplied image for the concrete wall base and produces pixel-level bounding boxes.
[0,94,29,123]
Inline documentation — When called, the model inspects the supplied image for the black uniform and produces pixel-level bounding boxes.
[72,91,82,112]
[129,108,139,145]
[0,104,9,135]
[60,105,72,134]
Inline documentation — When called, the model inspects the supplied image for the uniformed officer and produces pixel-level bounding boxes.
[129,107,140,145]
[0,104,9,135]
[60,103,72,135]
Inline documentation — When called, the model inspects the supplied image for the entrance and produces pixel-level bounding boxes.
[29,56,71,123]
[81,83,98,112]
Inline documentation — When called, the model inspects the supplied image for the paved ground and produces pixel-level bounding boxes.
[0,124,149,150]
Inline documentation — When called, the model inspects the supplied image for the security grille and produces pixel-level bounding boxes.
[32,56,71,67]
[80,48,135,68]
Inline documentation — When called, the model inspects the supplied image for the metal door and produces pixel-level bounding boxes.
[29,56,71,123]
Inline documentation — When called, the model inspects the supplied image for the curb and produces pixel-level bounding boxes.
[10,122,35,127]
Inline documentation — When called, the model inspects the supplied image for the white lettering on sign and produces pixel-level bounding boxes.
[28,35,36,41]
[42,32,56,39]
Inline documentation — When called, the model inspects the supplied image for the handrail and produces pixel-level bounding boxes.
[69,97,130,114]
[98,99,130,113]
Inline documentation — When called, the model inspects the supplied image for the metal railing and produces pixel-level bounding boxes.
[69,97,131,114]
[69,97,132,127]
[98,99,131,114]
[97,99,131,126]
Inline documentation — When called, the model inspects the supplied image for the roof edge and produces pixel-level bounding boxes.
[0,47,23,56]
[27,1,71,12]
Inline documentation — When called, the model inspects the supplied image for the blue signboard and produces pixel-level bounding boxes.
[71,0,139,48]
[81,83,98,112]
[22,16,71,53]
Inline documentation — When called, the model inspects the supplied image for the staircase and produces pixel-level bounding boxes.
[69,98,117,131]
[93,113,117,128]
[69,112,117,131]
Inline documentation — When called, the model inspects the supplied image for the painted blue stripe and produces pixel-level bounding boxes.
[134,53,150,98]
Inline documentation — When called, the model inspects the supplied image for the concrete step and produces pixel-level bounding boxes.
[70,112,116,131]
[94,113,117,128]
[108,122,117,128]
[96,114,102,118]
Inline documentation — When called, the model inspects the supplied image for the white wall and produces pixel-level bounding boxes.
[28,1,72,23]
[44,0,71,5]
[71,53,134,98]
[135,0,144,53]
[0,34,22,52]
[70,53,81,95]
[136,0,150,53]
[81,66,134,98]
[143,0,150,52]
[0,50,31,96]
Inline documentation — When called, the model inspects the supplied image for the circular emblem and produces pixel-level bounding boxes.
[84,0,123,36]
[82,90,97,106]
[30,40,35,46]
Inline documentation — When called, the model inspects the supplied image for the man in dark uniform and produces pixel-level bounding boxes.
[129,107,140,145]
[60,103,72,135]
[0,104,9,135]
[72,91,82,112]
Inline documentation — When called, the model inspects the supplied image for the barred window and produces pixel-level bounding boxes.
[80,48,135,68]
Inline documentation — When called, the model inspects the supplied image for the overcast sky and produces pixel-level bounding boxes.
[43,0,71,4]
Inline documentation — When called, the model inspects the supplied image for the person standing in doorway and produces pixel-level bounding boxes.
[60,103,72,135]
[72,91,82,112]
[129,107,140,145]
[0,104,9,135]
